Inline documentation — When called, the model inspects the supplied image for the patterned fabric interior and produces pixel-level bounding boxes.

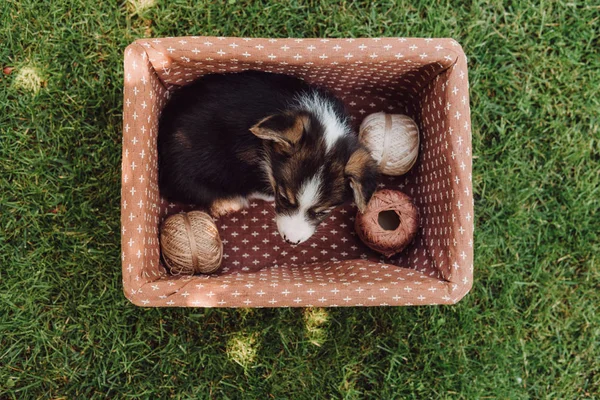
[121,37,473,307]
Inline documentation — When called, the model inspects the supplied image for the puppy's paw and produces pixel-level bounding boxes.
[210,197,249,217]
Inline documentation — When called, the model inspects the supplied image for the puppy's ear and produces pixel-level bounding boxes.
[345,147,378,213]
[250,112,308,153]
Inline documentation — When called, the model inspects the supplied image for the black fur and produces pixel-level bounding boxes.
[158,70,377,214]
[158,71,311,205]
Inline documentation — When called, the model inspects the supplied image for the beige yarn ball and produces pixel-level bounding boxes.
[359,112,420,176]
[160,211,223,275]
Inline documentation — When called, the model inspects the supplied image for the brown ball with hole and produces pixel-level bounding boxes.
[355,189,419,258]
[160,211,223,275]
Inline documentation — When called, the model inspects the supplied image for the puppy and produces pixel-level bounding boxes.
[158,70,378,244]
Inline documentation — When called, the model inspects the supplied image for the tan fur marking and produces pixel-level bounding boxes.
[249,116,283,142]
[345,147,374,213]
[209,197,248,217]
[285,187,297,205]
[249,113,306,153]
[286,114,308,145]
[345,147,372,179]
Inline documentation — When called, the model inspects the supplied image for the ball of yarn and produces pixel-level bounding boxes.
[355,189,419,258]
[359,112,420,176]
[160,211,223,275]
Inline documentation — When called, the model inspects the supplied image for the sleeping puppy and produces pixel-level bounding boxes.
[158,70,378,244]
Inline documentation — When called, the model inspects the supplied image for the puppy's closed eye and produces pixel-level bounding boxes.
[308,206,337,220]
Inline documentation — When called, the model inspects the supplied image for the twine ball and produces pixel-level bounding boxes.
[355,189,419,258]
[160,211,223,275]
[359,112,420,176]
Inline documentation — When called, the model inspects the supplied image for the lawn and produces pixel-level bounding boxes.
[1,0,598,398]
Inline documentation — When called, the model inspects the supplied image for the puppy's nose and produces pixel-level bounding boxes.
[282,234,300,245]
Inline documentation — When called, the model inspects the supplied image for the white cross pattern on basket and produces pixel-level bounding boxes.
[121,36,473,307]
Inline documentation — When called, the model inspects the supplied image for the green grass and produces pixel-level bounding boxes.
[1,0,599,398]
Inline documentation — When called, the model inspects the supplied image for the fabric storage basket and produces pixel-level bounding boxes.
[121,36,473,307]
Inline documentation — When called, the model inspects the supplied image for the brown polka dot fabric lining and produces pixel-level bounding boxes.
[121,37,473,307]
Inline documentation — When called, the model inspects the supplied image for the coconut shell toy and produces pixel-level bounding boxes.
[359,112,420,176]
[355,189,419,257]
[160,211,223,275]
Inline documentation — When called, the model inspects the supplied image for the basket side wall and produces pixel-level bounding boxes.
[120,37,474,307]
[121,43,168,299]
[416,45,474,301]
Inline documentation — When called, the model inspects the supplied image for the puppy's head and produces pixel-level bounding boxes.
[251,111,378,244]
